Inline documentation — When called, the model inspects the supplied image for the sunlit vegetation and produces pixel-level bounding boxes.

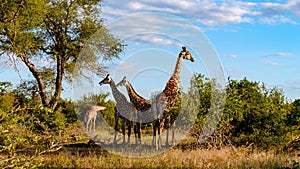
[0,74,299,168]
[0,0,299,168]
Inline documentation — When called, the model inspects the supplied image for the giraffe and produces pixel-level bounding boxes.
[116,76,155,122]
[84,105,106,132]
[116,76,157,146]
[99,74,141,145]
[152,46,194,149]
[117,77,151,112]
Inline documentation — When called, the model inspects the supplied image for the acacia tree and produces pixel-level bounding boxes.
[0,0,123,110]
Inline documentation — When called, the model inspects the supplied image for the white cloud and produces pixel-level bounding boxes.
[259,15,297,24]
[281,80,300,90]
[263,59,280,66]
[269,52,293,57]
[128,2,144,10]
[229,54,238,59]
[105,13,206,48]
[128,35,175,47]
[114,61,141,74]
[102,0,300,27]
[284,0,300,18]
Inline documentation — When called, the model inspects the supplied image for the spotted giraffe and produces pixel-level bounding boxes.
[99,74,141,145]
[116,77,158,146]
[84,105,106,132]
[152,47,194,149]
[117,76,151,111]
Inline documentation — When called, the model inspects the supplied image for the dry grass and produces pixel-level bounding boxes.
[3,123,298,168]
[43,146,299,169]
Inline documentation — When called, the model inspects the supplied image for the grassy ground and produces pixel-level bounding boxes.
[40,125,299,169]
[1,124,299,168]
[43,146,299,168]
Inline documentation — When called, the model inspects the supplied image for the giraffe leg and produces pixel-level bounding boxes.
[134,122,138,145]
[87,119,91,132]
[165,116,170,147]
[84,113,88,131]
[137,122,141,144]
[92,117,94,131]
[127,121,131,144]
[172,121,176,146]
[152,121,156,148]
[166,129,169,147]
[114,115,119,145]
[93,116,96,132]
[121,118,125,144]
[156,123,160,150]
[137,115,142,145]
[157,125,161,150]
[133,112,141,145]
[157,120,163,150]
[85,120,88,131]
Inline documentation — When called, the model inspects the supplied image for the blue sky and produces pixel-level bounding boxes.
[0,0,299,101]
[97,0,300,101]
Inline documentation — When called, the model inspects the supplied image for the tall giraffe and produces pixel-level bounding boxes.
[153,46,194,149]
[99,74,141,145]
[84,105,106,132]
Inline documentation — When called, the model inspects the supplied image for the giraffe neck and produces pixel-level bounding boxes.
[125,83,143,103]
[126,84,141,101]
[109,80,127,104]
[171,55,183,81]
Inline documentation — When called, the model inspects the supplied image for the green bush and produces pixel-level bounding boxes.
[186,74,296,149]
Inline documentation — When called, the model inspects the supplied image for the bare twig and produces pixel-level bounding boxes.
[0,156,17,164]
[8,53,23,83]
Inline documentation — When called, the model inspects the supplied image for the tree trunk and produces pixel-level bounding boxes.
[19,53,50,108]
[50,55,64,110]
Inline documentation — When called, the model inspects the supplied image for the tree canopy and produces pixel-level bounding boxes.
[0,0,124,110]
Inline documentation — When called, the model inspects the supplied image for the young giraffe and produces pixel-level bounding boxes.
[116,77,155,122]
[116,77,157,146]
[152,46,194,149]
[99,74,141,145]
[84,105,106,132]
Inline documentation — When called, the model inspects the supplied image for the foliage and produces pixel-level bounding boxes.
[55,99,77,124]
[224,78,292,148]
[0,81,82,167]
[183,74,299,149]
[0,0,124,110]
[287,99,300,135]
[0,99,56,168]
[1,71,300,167]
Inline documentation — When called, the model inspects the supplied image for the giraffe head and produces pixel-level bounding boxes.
[99,74,113,86]
[116,76,128,87]
[91,106,106,111]
[180,46,194,62]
